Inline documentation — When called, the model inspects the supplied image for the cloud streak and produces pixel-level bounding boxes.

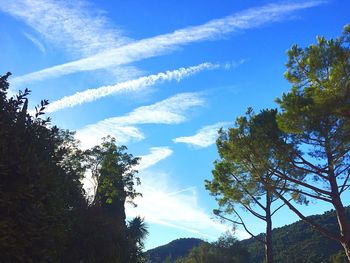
[137,147,173,171]
[173,122,230,148]
[0,0,129,56]
[11,1,324,84]
[126,171,229,238]
[46,62,217,113]
[23,32,46,54]
[76,92,205,149]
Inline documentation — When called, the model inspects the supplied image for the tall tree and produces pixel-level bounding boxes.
[206,109,295,263]
[88,136,140,226]
[0,73,86,261]
[271,25,350,260]
[73,136,147,263]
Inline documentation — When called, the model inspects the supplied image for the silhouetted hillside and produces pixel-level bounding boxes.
[146,238,205,263]
[146,207,350,263]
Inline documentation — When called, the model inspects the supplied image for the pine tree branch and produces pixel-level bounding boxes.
[290,160,329,181]
[270,199,292,217]
[294,152,328,178]
[230,173,267,212]
[274,186,332,203]
[271,168,331,196]
[340,171,350,194]
[240,202,266,221]
[273,190,340,243]
[216,209,266,244]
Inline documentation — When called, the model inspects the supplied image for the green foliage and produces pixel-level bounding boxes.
[146,238,204,263]
[206,109,301,263]
[277,24,350,152]
[278,25,350,135]
[0,73,148,262]
[62,138,147,263]
[241,207,350,263]
[148,207,350,263]
[128,216,149,263]
[206,109,291,212]
[0,73,86,261]
[329,250,348,263]
[88,137,140,208]
[175,234,250,263]
[273,25,350,259]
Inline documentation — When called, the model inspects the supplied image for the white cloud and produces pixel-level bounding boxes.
[1,0,141,84]
[46,62,217,113]
[76,92,205,149]
[23,32,46,54]
[0,0,129,56]
[137,147,173,171]
[10,1,324,84]
[173,122,230,148]
[126,171,229,238]
[77,125,144,150]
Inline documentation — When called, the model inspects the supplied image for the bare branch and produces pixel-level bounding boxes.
[340,171,350,194]
[216,210,266,244]
[271,199,292,217]
[335,164,350,178]
[240,202,266,221]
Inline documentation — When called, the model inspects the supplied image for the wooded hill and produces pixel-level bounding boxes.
[146,206,350,263]
[146,238,204,263]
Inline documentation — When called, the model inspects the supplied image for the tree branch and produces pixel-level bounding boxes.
[230,173,267,212]
[271,168,331,196]
[271,198,292,217]
[340,171,350,194]
[335,164,350,178]
[290,160,329,181]
[216,210,266,244]
[273,190,340,242]
[274,186,332,203]
[294,152,328,176]
[240,202,266,221]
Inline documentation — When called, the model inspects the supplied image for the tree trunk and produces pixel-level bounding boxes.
[326,140,350,262]
[341,241,350,263]
[265,193,273,263]
[332,194,350,262]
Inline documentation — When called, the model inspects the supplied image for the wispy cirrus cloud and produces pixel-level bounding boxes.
[126,170,229,238]
[22,32,46,54]
[1,0,143,83]
[173,122,230,148]
[11,1,324,84]
[137,147,173,171]
[76,92,205,149]
[0,0,130,56]
[126,147,228,237]
[46,62,218,113]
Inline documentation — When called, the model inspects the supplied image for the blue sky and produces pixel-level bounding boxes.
[1,0,349,250]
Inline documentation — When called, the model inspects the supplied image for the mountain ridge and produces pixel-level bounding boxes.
[146,206,350,262]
